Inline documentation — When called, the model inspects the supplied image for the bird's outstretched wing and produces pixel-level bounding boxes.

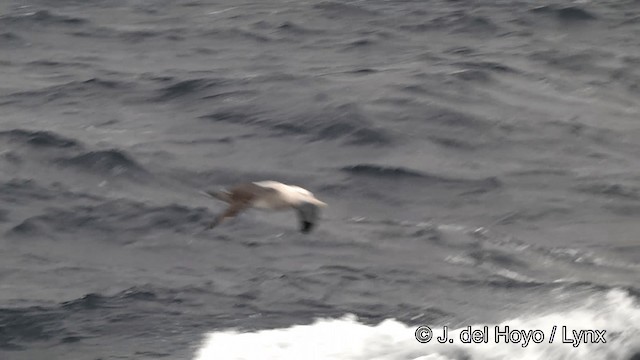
[295,202,320,234]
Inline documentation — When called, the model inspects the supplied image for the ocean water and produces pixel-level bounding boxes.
[195,289,640,360]
[0,0,639,359]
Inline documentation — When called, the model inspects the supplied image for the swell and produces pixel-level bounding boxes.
[313,2,380,18]
[0,306,64,350]
[275,21,326,36]
[25,59,93,69]
[0,129,152,180]
[202,103,393,146]
[575,182,640,201]
[0,179,93,204]
[340,164,502,188]
[155,77,391,146]
[6,199,212,240]
[198,26,277,43]
[528,49,609,73]
[0,285,211,349]
[116,28,188,43]
[164,167,314,191]
[153,78,234,102]
[483,228,640,272]
[451,61,518,74]
[60,286,198,310]
[0,129,82,149]
[0,10,89,28]
[529,5,597,22]
[2,78,135,106]
[56,149,149,178]
[401,11,501,35]
[447,275,634,296]
[0,32,25,47]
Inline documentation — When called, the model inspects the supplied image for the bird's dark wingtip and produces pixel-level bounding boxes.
[300,221,314,234]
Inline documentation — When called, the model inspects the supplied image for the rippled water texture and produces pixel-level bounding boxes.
[0,1,639,359]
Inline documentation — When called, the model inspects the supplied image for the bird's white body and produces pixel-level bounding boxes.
[252,181,327,209]
[204,181,327,233]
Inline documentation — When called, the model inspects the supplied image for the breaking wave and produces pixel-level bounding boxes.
[194,289,640,360]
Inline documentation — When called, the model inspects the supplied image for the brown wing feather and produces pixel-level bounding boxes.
[209,202,250,228]
[207,182,281,229]
[208,183,274,228]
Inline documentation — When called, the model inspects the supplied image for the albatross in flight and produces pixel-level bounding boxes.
[202,181,327,233]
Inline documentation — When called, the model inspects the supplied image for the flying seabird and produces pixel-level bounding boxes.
[202,181,327,233]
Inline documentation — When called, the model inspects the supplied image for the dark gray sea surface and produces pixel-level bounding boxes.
[0,0,639,359]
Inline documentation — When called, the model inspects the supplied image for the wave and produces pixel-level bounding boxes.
[0,306,62,350]
[313,2,380,18]
[341,164,502,188]
[202,27,274,43]
[202,103,393,146]
[60,286,175,310]
[529,49,607,73]
[118,28,184,43]
[0,32,24,47]
[449,69,493,83]
[427,136,479,150]
[451,16,499,35]
[453,62,511,75]
[56,149,149,178]
[194,289,640,360]
[3,78,132,106]
[398,10,500,36]
[25,59,93,69]
[0,129,82,149]
[452,61,517,75]
[0,285,208,349]
[603,204,640,217]
[0,10,89,28]
[530,6,596,22]
[309,104,392,145]
[341,38,377,51]
[341,164,426,178]
[154,78,231,101]
[276,21,324,36]
[431,11,499,35]
[389,102,494,130]
[575,182,640,201]
[0,179,100,205]
[6,200,212,240]
[0,179,55,204]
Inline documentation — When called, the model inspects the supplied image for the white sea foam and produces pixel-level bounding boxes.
[194,289,640,360]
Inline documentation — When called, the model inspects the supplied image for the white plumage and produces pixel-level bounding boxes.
[203,181,327,233]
